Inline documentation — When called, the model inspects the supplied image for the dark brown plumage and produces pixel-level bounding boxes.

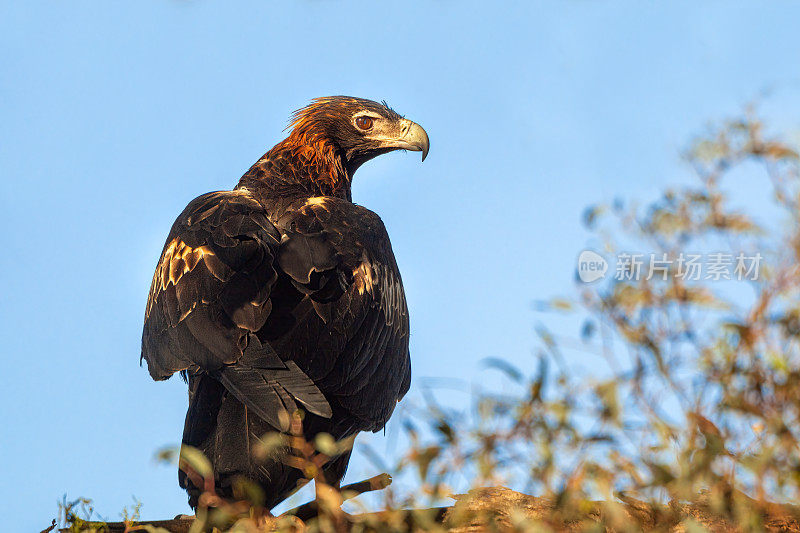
[141,96,429,510]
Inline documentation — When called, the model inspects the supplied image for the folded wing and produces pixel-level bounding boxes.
[141,190,331,426]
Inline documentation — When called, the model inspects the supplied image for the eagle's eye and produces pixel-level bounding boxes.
[355,116,374,131]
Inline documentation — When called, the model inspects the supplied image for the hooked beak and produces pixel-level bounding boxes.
[383,119,430,161]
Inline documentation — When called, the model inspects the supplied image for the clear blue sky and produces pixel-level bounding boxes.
[3,1,800,529]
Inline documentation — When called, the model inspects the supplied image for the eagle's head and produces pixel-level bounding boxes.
[288,96,429,174]
[241,96,429,199]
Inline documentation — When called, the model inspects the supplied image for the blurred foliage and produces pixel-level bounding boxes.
[377,110,800,529]
[60,111,800,531]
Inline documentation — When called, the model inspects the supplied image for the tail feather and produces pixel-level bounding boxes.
[180,373,296,509]
[179,362,353,510]
[179,374,224,508]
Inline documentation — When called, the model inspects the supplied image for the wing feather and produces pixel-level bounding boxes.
[142,191,332,429]
[143,192,410,434]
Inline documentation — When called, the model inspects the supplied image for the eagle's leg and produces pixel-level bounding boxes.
[321,448,352,492]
